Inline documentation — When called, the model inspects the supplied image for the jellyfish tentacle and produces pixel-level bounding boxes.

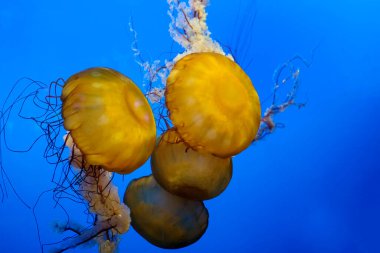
[255,51,317,141]
[46,163,131,253]
[48,219,116,253]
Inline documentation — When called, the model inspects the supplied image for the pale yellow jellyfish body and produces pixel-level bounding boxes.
[61,67,156,173]
[166,52,261,157]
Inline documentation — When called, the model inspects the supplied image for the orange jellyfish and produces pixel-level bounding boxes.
[61,67,156,173]
[166,52,261,157]
[124,175,209,249]
[151,129,232,200]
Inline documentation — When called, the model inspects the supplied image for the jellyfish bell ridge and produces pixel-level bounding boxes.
[61,67,156,173]
[165,52,261,158]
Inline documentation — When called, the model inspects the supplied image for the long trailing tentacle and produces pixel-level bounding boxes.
[255,43,319,141]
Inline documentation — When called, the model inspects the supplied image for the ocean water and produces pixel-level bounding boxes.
[0,0,379,253]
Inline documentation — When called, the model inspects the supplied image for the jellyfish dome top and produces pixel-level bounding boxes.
[166,52,261,157]
[61,67,156,173]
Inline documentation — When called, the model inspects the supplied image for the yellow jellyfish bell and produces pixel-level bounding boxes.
[61,67,156,173]
[166,52,261,158]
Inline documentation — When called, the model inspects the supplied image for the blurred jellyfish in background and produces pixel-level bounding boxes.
[124,175,209,249]
[0,0,311,252]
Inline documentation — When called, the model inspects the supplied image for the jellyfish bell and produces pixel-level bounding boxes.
[166,52,261,157]
[123,175,209,249]
[61,67,156,173]
[152,129,232,200]
[63,133,85,169]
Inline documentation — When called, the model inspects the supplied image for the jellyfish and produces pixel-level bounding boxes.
[123,175,209,249]
[165,52,261,157]
[45,67,157,252]
[151,128,232,200]
[62,67,156,173]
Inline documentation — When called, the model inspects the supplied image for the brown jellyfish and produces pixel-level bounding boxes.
[151,129,232,200]
[123,175,209,249]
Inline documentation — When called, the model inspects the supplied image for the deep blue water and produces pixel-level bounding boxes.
[0,0,379,252]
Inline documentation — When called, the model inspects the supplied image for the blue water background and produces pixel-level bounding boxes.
[0,0,379,252]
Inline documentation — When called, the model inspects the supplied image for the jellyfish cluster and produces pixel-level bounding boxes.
[0,0,308,252]
[58,47,261,251]
[126,52,260,248]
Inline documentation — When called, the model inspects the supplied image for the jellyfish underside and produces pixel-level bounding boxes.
[61,67,156,173]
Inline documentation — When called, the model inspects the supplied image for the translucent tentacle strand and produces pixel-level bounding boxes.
[47,135,131,253]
